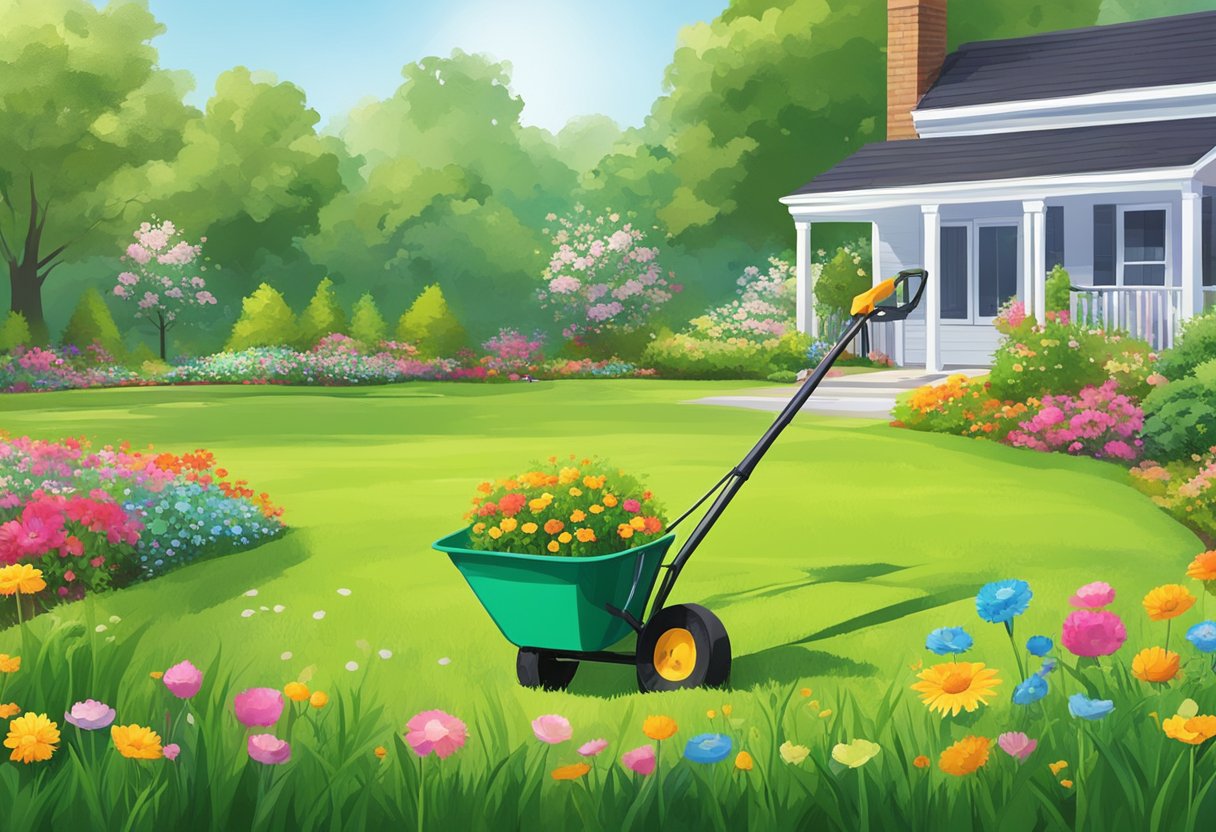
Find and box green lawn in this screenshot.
[0,380,1202,744]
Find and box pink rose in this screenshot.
[1061,609,1126,657]
[247,734,291,765]
[163,743,180,761]
[621,744,656,775]
[404,710,467,759]
[163,660,204,699]
[233,687,284,727]
[531,714,572,744]
[1069,581,1115,609]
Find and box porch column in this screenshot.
[1021,208,1034,318]
[922,204,941,372]
[1181,184,1203,319]
[795,220,817,337]
[1023,200,1047,322]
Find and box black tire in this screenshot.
[516,648,579,691]
[636,604,731,692]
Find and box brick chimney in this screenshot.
[886,0,948,140]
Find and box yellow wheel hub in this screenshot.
[653,628,696,682]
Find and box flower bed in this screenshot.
[0,345,145,393]
[1131,448,1216,544]
[0,433,283,608]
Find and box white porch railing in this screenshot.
[1069,286,1183,351]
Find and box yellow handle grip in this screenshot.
[850,277,898,316]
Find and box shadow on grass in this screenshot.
[787,583,979,646]
[701,562,909,608]
[730,646,880,687]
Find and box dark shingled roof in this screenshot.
[918,11,1216,110]
[787,117,1216,197]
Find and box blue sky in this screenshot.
[134,0,727,132]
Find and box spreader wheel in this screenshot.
[636,603,731,692]
[516,648,579,691]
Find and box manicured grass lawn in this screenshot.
[0,380,1202,744]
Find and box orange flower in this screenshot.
[603,494,618,508]
[1163,714,1216,744]
[543,519,564,535]
[569,509,586,523]
[521,522,538,534]
[643,516,663,534]
[1142,584,1196,621]
[1131,647,1180,683]
[1060,779,1074,789]
[629,516,646,531]
[0,703,19,719]
[912,755,930,769]
[617,525,634,540]
[558,532,573,544]
[1186,551,1216,581]
[643,715,677,740]
[938,736,990,776]
[582,475,605,490]
[589,504,604,514]
[374,746,388,759]
[547,541,560,553]
[551,762,591,780]
[799,687,813,698]
[734,751,754,771]
[575,528,596,543]
[1049,760,1068,775]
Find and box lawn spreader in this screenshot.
[434,268,928,692]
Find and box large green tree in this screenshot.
[0,0,194,339]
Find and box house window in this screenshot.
[1093,205,1116,285]
[940,226,968,320]
[978,225,1019,318]
[1204,196,1214,288]
[939,222,1019,322]
[1045,206,1064,272]
[1119,207,1167,286]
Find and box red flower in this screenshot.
[498,493,527,517]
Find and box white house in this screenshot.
[781,0,1216,370]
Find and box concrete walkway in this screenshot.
[689,367,989,419]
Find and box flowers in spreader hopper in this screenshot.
[1131,647,1180,683]
[998,732,1037,762]
[233,688,285,727]
[248,734,292,765]
[685,734,733,764]
[831,739,880,768]
[938,736,990,776]
[4,712,59,763]
[911,662,1002,716]
[162,660,203,699]
[621,744,656,775]
[405,710,467,759]
[1068,694,1114,721]
[1061,610,1127,657]
[975,580,1032,624]
[64,699,116,730]
[1142,584,1196,621]
[111,724,163,759]
[925,626,973,655]
[532,714,572,745]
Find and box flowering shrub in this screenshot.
[538,205,680,338]
[1131,448,1216,541]
[0,345,143,393]
[112,219,218,359]
[688,258,794,341]
[537,358,656,379]
[644,331,812,380]
[1141,359,1216,463]
[464,456,666,557]
[810,240,870,319]
[1005,381,1145,461]
[893,374,1034,440]
[480,329,545,375]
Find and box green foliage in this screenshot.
[396,284,467,358]
[297,277,348,347]
[813,240,872,316]
[349,293,388,346]
[1045,264,1072,313]
[1156,308,1216,381]
[0,310,31,351]
[1141,360,1216,462]
[1132,447,1216,539]
[61,287,124,355]
[643,331,810,379]
[226,283,299,350]
[766,370,798,383]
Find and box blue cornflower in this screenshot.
[683,733,732,764]
[925,626,974,656]
[975,580,1033,624]
[1068,694,1114,720]
[1012,674,1048,705]
[1025,635,1053,657]
[1186,621,1216,653]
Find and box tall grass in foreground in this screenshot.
[0,614,1213,831]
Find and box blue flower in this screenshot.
[683,733,732,764]
[1068,693,1114,720]
[1012,674,1048,705]
[925,626,974,655]
[975,580,1033,624]
[1038,658,1058,676]
[1025,635,1053,657]
[1186,621,1216,653]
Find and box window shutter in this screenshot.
[940,226,968,320]
[1045,206,1064,272]
[1204,196,1213,288]
[1093,204,1116,285]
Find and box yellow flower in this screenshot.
[575,528,596,543]
[0,703,19,719]
[1060,779,1074,789]
[558,532,572,544]
[547,541,560,553]
[603,494,618,508]
[374,746,387,759]
[831,739,880,768]
[284,682,310,702]
[589,504,604,514]
[582,475,605,490]
[521,522,538,534]
[1142,584,1196,621]
[911,662,1002,717]
[111,724,162,760]
[643,715,677,741]
[1186,550,1216,581]
[1131,647,1180,683]
[818,709,832,718]
[734,751,754,771]
[310,691,328,709]
[472,522,486,534]
[149,671,164,680]
[500,517,518,532]
[551,762,592,780]
[4,712,59,763]
[706,709,716,720]
[779,741,810,765]
[558,467,580,485]
[569,509,586,523]
[488,527,502,540]
[528,497,549,513]
[1163,714,1216,744]
[0,564,46,596]
[0,654,20,673]
[568,488,583,498]
[938,736,990,776]
[1049,760,1068,775]
[617,525,634,540]
[629,516,646,531]
[722,705,732,716]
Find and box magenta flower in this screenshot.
[622,499,641,514]
[405,710,467,759]
[997,731,1037,762]
[64,699,116,730]
[247,734,291,765]
[1069,582,1116,609]
[163,660,204,699]
[531,714,572,745]
[621,744,656,775]
[578,738,609,757]
[163,743,181,761]
[233,687,285,727]
[1061,609,1127,657]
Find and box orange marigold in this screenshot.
[551,763,591,780]
[1142,584,1196,621]
[912,755,930,769]
[1186,551,1216,581]
[1163,714,1216,745]
[938,736,990,776]
[543,519,565,535]
[1131,647,1180,684]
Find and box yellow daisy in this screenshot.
[911,662,1002,717]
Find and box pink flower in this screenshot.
[405,710,467,759]
[1061,609,1127,657]
[163,743,180,761]
[163,660,204,699]
[125,244,151,264]
[64,699,116,730]
[578,738,608,757]
[997,731,1037,762]
[1069,581,1115,609]
[247,734,291,765]
[622,499,641,514]
[621,744,656,775]
[233,687,284,726]
[531,714,572,744]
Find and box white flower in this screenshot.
[241,609,256,618]
[273,605,285,613]
[336,588,351,597]
[377,649,393,660]
[437,657,452,666]
[280,651,293,661]
[95,624,107,633]
[345,661,359,672]
[312,610,326,620]
[245,589,258,597]
[108,615,122,624]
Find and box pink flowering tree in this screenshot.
[689,257,795,341]
[112,220,218,359]
[537,205,680,351]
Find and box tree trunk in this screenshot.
[159,322,167,361]
[7,258,48,343]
